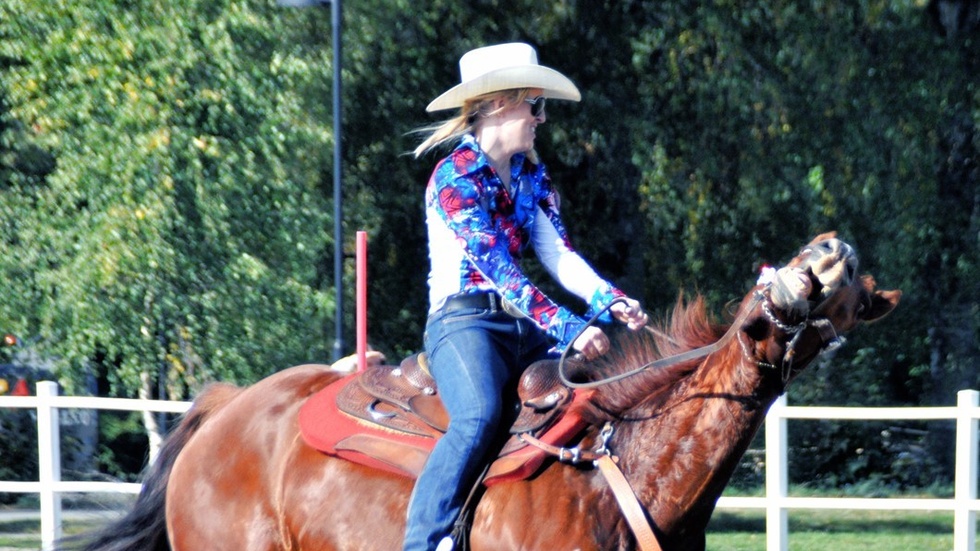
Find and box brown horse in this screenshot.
[64,234,899,551]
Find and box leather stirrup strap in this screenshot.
[518,432,603,463]
[595,455,663,551]
[448,462,490,550]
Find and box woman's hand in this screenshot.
[573,298,647,360]
[609,298,648,330]
[572,326,610,361]
[330,350,386,373]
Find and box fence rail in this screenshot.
[0,383,977,551]
[718,390,979,551]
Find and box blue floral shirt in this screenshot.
[425,135,624,349]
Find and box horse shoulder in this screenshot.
[472,462,622,550]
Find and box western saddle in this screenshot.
[335,353,581,461]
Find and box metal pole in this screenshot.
[331,0,343,363]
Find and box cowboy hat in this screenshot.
[426,42,581,112]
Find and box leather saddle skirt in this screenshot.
[298,354,591,486]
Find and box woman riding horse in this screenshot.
[63,233,899,551]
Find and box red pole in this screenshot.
[356,231,368,372]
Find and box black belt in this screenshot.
[442,292,505,313]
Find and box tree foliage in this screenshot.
[1,0,336,396]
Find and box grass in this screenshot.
[0,519,38,550]
[0,514,121,549]
[706,509,968,551]
[0,508,973,550]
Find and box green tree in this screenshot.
[624,0,977,482]
[0,0,337,407]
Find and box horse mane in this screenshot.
[576,293,728,423]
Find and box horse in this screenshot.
[64,233,900,551]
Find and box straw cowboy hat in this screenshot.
[426,42,581,112]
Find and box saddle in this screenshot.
[298,354,592,486]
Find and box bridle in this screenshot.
[757,298,847,383]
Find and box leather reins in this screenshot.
[558,292,768,389]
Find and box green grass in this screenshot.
[0,509,974,550]
[0,517,115,549]
[706,509,970,550]
[0,519,39,550]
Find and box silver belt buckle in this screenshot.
[500,297,528,319]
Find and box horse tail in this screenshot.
[58,383,244,551]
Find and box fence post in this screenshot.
[766,394,788,551]
[36,381,62,550]
[954,389,978,551]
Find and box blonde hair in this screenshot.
[413,88,539,163]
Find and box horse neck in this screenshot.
[617,341,783,535]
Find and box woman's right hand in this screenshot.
[572,325,610,361]
[609,297,648,330]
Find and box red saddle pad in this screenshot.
[298,372,591,486]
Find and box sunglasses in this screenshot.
[524,96,547,118]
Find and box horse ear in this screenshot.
[862,276,902,323]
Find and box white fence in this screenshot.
[718,389,979,551]
[0,382,191,549]
[0,383,977,551]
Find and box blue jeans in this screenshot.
[402,300,552,550]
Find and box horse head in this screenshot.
[743,231,901,390]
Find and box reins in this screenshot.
[560,277,848,391]
[558,291,768,389]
